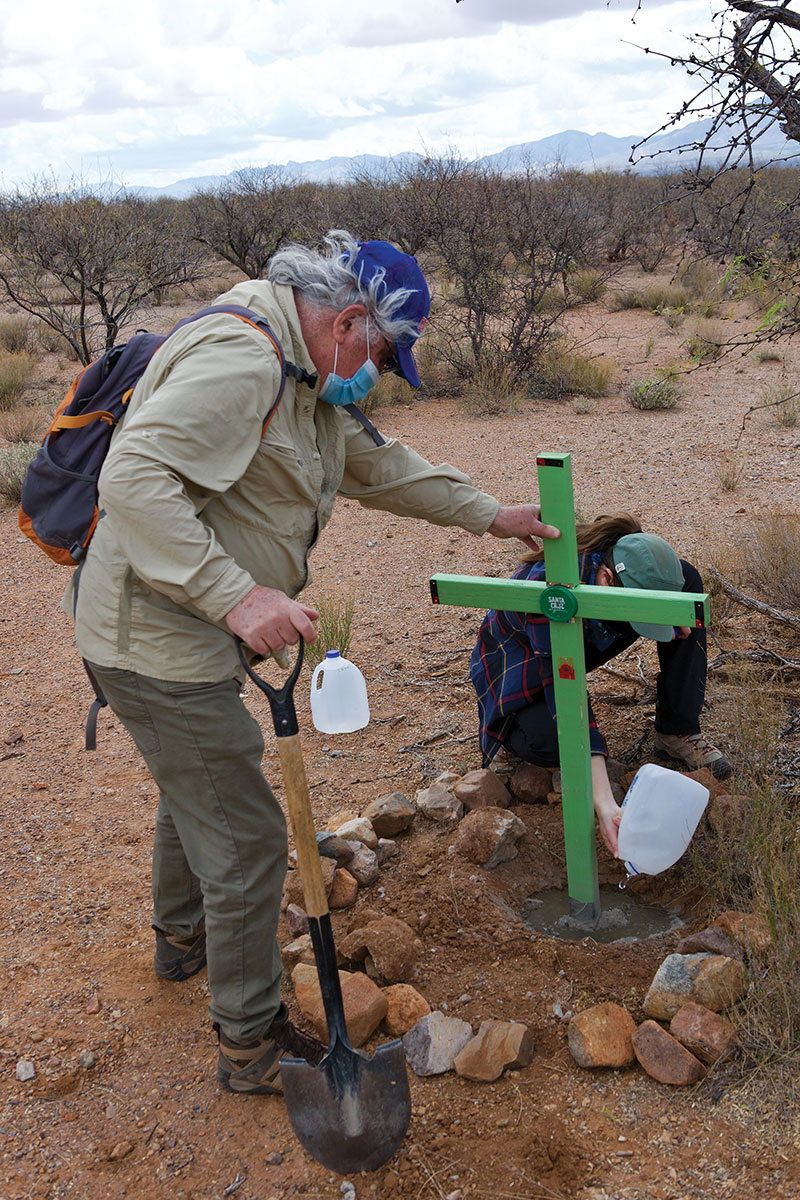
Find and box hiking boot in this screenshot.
[653,732,732,781]
[488,746,524,778]
[153,924,207,982]
[216,1003,326,1095]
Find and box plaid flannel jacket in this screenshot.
[469,556,612,765]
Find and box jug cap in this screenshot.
[326,650,340,658]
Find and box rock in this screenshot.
[362,792,416,837]
[280,934,315,971]
[383,984,431,1036]
[509,762,552,803]
[551,770,562,793]
[669,1002,737,1064]
[416,777,464,823]
[85,994,101,1015]
[286,904,310,938]
[326,809,359,831]
[79,1050,96,1069]
[567,1002,637,1068]
[108,1140,134,1161]
[15,1059,35,1082]
[266,1152,283,1165]
[707,794,748,839]
[632,1020,707,1085]
[676,926,742,960]
[316,832,355,866]
[338,916,422,983]
[347,845,380,887]
[453,769,511,811]
[376,838,399,865]
[282,857,336,910]
[333,817,378,851]
[686,767,729,799]
[451,807,526,869]
[644,953,748,1020]
[546,792,562,806]
[402,1011,474,1076]
[292,963,387,1047]
[328,868,359,909]
[453,1020,534,1082]
[712,910,772,955]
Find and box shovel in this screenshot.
[236,638,411,1175]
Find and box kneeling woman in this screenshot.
[469,514,730,858]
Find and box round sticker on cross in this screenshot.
[540,585,578,622]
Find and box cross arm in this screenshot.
[430,573,708,629]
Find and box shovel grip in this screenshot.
[277,734,330,920]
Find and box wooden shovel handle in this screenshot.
[276,733,329,920]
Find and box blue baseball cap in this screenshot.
[349,240,430,387]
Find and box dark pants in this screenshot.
[505,561,707,767]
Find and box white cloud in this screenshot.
[0,0,716,187]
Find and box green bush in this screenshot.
[304,595,356,670]
[0,442,37,504]
[568,269,606,302]
[625,373,682,410]
[535,345,617,399]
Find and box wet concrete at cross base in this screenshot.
[521,885,684,943]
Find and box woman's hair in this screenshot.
[521,513,643,566]
[266,229,421,345]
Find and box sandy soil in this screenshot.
[2,268,800,1200]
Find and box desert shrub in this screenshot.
[366,372,415,411]
[534,345,617,399]
[415,333,463,399]
[642,283,690,311]
[303,595,355,669]
[676,258,723,302]
[756,378,800,427]
[682,318,727,362]
[570,397,596,415]
[660,306,685,329]
[0,405,46,443]
[608,288,646,311]
[0,314,33,353]
[568,269,606,302]
[753,346,783,364]
[746,511,800,612]
[461,356,522,415]
[625,373,682,410]
[695,538,744,634]
[716,449,744,492]
[0,351,36,410]
[0,442,36,503]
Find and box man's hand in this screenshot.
[487,504,560,551]
[225,585,319,656]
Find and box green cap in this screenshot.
[610,533,684,641]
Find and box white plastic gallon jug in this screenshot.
[310,651,370,734]
[617,762,709,881]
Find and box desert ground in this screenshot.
[2,264,800,1200]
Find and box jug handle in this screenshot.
[235,636,304,738]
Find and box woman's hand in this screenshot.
[591,755,622,858]
[487,504,560,551]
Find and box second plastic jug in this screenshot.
[310,651,370,734]
[617,762,709,880]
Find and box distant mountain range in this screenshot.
[135,118,795,199]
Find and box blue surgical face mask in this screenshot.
[318,317,380,407]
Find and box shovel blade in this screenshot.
[280,1038,411,1174]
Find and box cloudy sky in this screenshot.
[0,0,717,188]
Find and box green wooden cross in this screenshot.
[430,452,709,928]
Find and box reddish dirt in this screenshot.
[2,267,800,1199]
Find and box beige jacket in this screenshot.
[66,282,500,681]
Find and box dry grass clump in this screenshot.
[745,512,800,613]
[0,443,37,504]
[755,378,800,428]
[676,258,723,303]
[568,269,606,303]
[0,314,34,354]
[694,537,744,634]
[625,372,682,411]
[535,345,617,399]
[682,318,727,362]
[608,287,646,311]
[0,405,47,444]
[303,595,355,670]
[461,355,524,415]
[642,283,690,312]
[716,449,745,492]
[0,351,37,411]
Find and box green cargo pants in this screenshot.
[86,662,287,1042]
